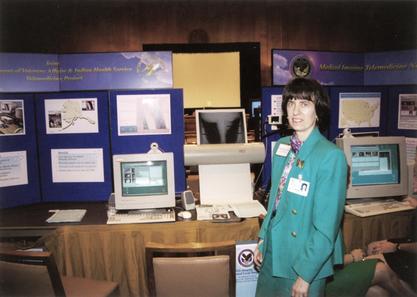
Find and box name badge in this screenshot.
[287,177,310,197]
[276,144,291,156]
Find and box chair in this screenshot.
[145,240,236,297]
[0,249,119,297]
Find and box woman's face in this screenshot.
[286,98,317,141]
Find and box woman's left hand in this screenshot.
[292,277,309,297]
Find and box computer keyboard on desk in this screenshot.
[345,199,415,217]
[107,208,175,224]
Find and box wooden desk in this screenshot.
[1,203,415,296]
[43,218,260,297]
[0,202,108,239]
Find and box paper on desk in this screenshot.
[231,201,267,218]
[196,205,233,221]
[46,209,87,223]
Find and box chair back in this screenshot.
[145,240,236,297]
[0,249,66,297]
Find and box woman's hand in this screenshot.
[367,240,397,255]
[292,276,309,297]
[350,248,365,262]
[254,239,264,269]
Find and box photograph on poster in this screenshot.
[398,94,417,130]
[0,150,28,188]
[0,100,25,136]
[51,148,104,183]
[338,92,381,128]
[45,98,99,134]
[116,94,171,136]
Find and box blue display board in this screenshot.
[328,86,389,140]
[35,91,112,202]
[387,85,417,137]
[0,93,41,208]
[109,89,186,193]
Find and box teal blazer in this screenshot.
[258,128,347,283]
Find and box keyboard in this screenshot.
[107,208,175,224]
[345,199,415,217]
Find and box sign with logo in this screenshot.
[272,49,417,86]
[236,240,258,297]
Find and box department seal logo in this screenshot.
[238,249,254,268]
[291,56,312,78]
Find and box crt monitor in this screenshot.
[336,136,408,200]
[112,152,175,210]
[196,108,247,144]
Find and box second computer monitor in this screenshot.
[196,108,247,144]
[336,136,408,199]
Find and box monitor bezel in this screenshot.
[336,136,408,199]
[112,152,175,210]
[195,108,248,145]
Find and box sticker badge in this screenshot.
[276,144,291,156]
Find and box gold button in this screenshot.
[291,231,297,237]
[291,209,297,215]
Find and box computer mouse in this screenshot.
[178,211,192,220]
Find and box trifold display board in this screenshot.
[0,93,41,208]
[35,91,112,202]
[109,89,186,193]
[261,86,394,187]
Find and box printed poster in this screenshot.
[51,148,104,183]
[338,92,381,128]
[398,94,417,130]
[116,94,171,136]
[45,98,99,134]
[0,99,25,136]
[0,150,28,187]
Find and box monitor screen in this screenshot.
[113,152,175,210]
[336,136,408,199]
[196,108,247,144]
[251,100,261,117]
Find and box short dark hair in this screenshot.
[282,77,330,132]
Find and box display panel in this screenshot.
[336,136,408,199]
[196,109,247,145]
[121,160,168,196]
[113,152,175,210]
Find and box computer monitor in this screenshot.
[196,108,247,144]
[251,100,261,117]
[112,152,175,210]
[336,136,408,200]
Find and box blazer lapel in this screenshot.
[271,128,323,225]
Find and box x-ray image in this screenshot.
[197,109,247,144]
[117,94,171,136]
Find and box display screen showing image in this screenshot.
[121,160,168,196]
[197,109,247,144]
[351,144,400,186]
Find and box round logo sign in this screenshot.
[238,249,254,268]
[291,56,312,78]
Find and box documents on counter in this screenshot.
[196,200,266,221]
[46,209,87,223]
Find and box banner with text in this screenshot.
[0,53,60,92]
[0,52,173,92]
[272,49,417,86]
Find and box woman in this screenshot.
[255,78,347,297]
[326,247,417,297]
